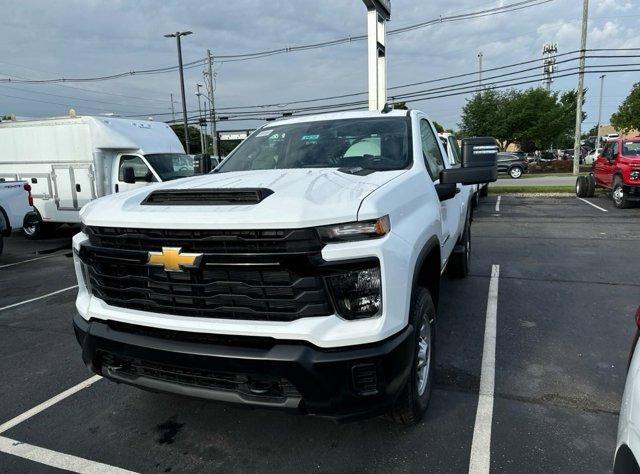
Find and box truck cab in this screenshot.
[593,136,640,208]
[72,109,496,424]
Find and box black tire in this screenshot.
[576,176,588,197]
[479,185,488,198]
[508,166,523,179]
[447,217,471,278]
[387,287,436,425]
[0,235,3,256]
[22,209,51,240]
[586,174,596,197]
[612,176,631,209]
[472,191,479,209]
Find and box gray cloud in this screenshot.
[0,0,638,131]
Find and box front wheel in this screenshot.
[509,166,523,179]
[612,177,630,209]
[576,176,588,197]
[586,174,596,197]
[387,287,436,425]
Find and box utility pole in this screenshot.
[170,93,176,123]
[206,49,219,156]
[596,74,605,149]
[477,52,483,90]
[362,0,390,111]
[572,0,589,175]
[196,84,205,153]
[164,31,193,154]
[542,42,558,92]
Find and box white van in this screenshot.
[0,115,190,238]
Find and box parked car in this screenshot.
[0,114,188,239]
[584,148,602,166]
[576,136,640,208]
[72,110,498,424]
[497,152,529,178]
[0,180,36,256]
[614,306,640,473]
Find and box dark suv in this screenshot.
[497,152,529,179]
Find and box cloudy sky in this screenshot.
[1,0,638,132]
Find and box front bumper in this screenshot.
[623,184,640,201]
[73,314,414,420]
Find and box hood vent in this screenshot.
[142,188,274,206]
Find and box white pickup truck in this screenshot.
[0,180,36,255]
[72,110,497,423]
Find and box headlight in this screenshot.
[631,170,640,180]
[327,266,381,319]
[317,216,390,243]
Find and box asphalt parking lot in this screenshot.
[1,195,639,473]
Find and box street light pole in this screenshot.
[572,0,589,175]
[597,74,605,149]
[196,84,205,153]
[164,31,193,154]
[206,49,219,157]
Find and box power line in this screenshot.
[0,0,554,84]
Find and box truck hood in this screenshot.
[81,168,406,229]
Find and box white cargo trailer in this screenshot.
[0,115,190,238]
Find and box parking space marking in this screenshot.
[0,253,65,269]
[0,375,101,435]
[0,285,78,313]
[0,436,136,473]
[495,196,501,213]
[469,264,500,474]
[577,197,608,213]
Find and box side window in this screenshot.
[612,141,619,157]
[420,120,445,180]
[603,143,612,159]
[118,155,154,181]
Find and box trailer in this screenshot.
[0,115,188,238]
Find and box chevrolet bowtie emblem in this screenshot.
[147,247,203,272]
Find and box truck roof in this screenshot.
[259,109,411,128]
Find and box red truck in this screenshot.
[576,136,640,208]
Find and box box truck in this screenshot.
[0,114,189,238]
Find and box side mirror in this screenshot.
[122,166,136,184]
[434,183,459,201]
[440,137,498,185]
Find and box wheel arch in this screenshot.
[412,236,441,311]
[0,205,10,236]
[613,444,640,474]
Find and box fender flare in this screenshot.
[0,205,10,236]
[411,235,441,310]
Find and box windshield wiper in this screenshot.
[337,166,377,176]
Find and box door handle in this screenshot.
[115,184,119,193]
[76,184,81,192]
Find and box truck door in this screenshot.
[113,154,158,193]
[72,164,96,208]
[420,119,458,263]
[595,142,615,187]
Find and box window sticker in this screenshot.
[256,129,273,137]
[301,134,320,141]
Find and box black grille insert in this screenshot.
[81,226,333,321]
[101,352,300,402]
[142,188,274,205]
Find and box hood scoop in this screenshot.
[142,188,274,206]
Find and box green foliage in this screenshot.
[611,82,640,134]
[170,124,205,154]
[458,87,585,150]
[393,101,408,110]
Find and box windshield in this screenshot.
[144,154,194,181]
[217,117,410,173]
[623,141,640,156]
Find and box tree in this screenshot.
[393,101,408,110]
[611,82,640,134]
[459,87,584,150]
[170,124,205,154]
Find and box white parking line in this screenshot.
[0,375,102,434]
[0,285,78,313]
[0,253,64,269]
[469,264,500,474]
[577,197,608,212]
[495,196,501,213]
[0,436,136,473]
